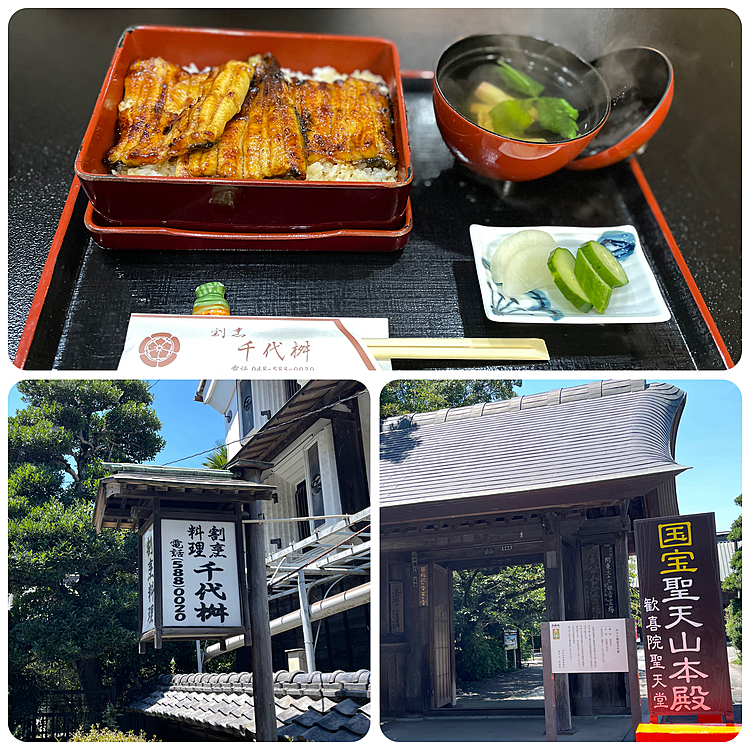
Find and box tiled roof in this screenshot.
[128,670,370,742]
[380,380,689,518]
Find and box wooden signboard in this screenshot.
[138,508,250,650]
[634,513,733,722]
[418,564,429,607]
[389,581,404,634]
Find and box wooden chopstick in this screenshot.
[362,338,549,361]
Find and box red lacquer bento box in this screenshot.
[83,197,413,252]
[74,25,412,233]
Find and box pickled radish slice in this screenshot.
[490,230,557,284]
[502,243,556,297]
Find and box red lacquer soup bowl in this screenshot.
[433,34,611,182]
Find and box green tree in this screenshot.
[453,566,545,681]
[723,494,741,660]
[202,440,228,469]
[7,381,176,730]
[629,557,641,627]
[380,379,521,418]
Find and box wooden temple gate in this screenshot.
[379,380,689,727]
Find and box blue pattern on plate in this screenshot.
[596,231,636,260]
[482,257,565,320]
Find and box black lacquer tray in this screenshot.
[15,77,730,371]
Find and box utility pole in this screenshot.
[298,570,316,672]
[241,461,277,742]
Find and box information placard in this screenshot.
[548,618,629,673]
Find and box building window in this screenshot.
[305,442,326,529]
[239,381,254,438]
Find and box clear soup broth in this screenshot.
[438,39,608,145]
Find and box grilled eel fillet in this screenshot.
[292,76,398,169]
[176,54,307,179]
[105,57,254,168]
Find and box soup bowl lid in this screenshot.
[569,46,674,170]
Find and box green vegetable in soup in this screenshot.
[490,99,534,138]
[535,97,580,140]
[496,61,545,97]
[471,62,581,141]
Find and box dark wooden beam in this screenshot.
[414,539,541,564]
[443,553,544,571]
[563,535,592,716]
[542,513,572,732]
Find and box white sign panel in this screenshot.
[119,314,388,374]
[548,619,629,673]
[141,525,155,634]
[160,519,242,628]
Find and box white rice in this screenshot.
[116,162,177,177]
[306,160,397,182]
[282,65,390,95]
[114,65,397,182]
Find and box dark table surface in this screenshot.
[7,8,742,368]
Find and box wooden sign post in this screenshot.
[96,465,278,742]
[634,513,734,725]
[541,618,642,741]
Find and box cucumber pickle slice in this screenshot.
[547,247,593,313]
[574,251,613,314]
[578,240,629,288]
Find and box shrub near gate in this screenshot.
[69,725,159,742]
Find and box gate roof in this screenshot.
[380,380,688,524]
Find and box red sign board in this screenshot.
[634,513,733,720]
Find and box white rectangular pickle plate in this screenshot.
[470,224,671,324]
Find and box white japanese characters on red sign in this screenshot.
[119,314,387,374]
[548,619,629,673]
[160,519,242,629]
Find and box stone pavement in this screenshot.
[381,714,636,742]
[456,659,545,707]
[381,647,742,742]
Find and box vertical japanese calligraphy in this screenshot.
[389,582,404,634]
[159,519,242,629]
[418,565,429,607]
[634,513,733,718]
[140,525,155,634]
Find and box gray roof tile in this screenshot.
[128,671,370,741]
[380,380,688,516]
[329,698,361,716]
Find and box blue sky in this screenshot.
[514,378,742,530]
[147,380,227,466]
[8,380,227,469]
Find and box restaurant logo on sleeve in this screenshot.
[138,332,181,367]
